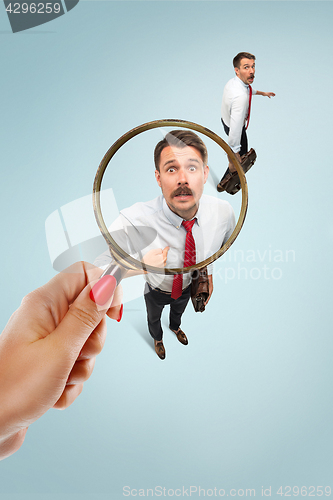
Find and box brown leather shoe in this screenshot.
[154,340,166,360]
[171,328,188,345]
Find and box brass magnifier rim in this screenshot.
[93,119,248,275]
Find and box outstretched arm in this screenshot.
[255,91,276,98]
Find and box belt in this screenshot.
[147,283,191,295]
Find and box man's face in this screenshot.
[155,145,209,220]
[235,58,255,85]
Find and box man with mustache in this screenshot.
[96,130,235,359]
[217,52,275,193]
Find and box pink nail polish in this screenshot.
[90,275,116,306]
[117,304,123,322]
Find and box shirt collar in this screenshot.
[162,196,200,229]
[195,201,202,227]
[235,75,249,89]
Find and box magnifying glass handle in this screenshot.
[90,263,127,306]
[99,263,128,284]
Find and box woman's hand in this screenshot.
[0,262,122,460]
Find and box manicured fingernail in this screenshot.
[117,304,123,322]
[90,275,117,306]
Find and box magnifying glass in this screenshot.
[91,119,248,299]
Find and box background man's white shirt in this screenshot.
[221,76,257,153]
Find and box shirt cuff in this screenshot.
[230,144,241,154]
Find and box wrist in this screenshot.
[0,394,26,456]
[0,428,27,461]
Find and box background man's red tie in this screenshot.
[171,219,196,300]
[245,84,252,130]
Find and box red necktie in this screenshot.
[245,84,252,130]
[171,219,196,300]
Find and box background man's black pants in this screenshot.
[221,119,248,157]
[144,283,191,341]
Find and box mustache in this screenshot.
[171,186,193,198]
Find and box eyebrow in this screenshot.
[163,157,201,168]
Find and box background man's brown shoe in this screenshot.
[154,340,166,360]
[171,328,188,345]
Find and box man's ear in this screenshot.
[234,67,239,77]
[203,165,209,184]
[155,170,161,187]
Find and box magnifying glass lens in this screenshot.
[93,120,248,278]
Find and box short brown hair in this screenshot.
[233,52,256,69]
[154,130,208,172]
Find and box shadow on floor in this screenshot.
[126,309,154,352]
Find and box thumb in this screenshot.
[48,275,117,362]
[162,246,170,259]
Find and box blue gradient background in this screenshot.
[1,1,333,499]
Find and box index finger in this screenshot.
[21,263,104,332]
[39,262,102,308]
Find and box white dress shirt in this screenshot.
[221,76,257,153]
[95,194,235,292]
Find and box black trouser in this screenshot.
[221,119,248,157]
[144,283,191,341]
